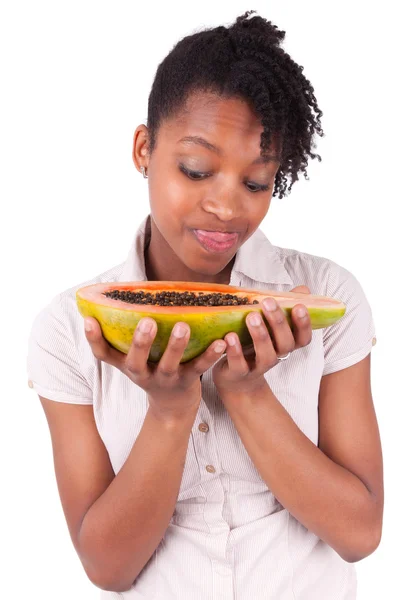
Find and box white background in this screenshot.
[1,1,398,598]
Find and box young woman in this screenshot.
[27,11,383,599]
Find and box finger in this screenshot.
[84,317,126,370]
[224,332,251,377]
[245,310,277,370]
[156,321,191,380]
[261,298,295,357]
[291,303,313,349]
[125,317,157,378]
[185,338,227,378]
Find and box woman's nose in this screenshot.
[203,201,235,220]
[201,181,241,219]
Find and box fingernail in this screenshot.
[84,319,92,332]
[263,298,277,311]
[296,306,307,318]
[214,341,226,352]
[138,319,153,333]
[226,334,236,346]
[249,312,262,326]
[173,323,187,338]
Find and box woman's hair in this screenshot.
[146,10,324,199]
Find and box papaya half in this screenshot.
[76,281,346,363]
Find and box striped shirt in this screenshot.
[27,213,377,599]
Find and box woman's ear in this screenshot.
[132,124,149,173]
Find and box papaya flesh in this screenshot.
[76,280,346,363]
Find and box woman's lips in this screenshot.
[192,229,239,253]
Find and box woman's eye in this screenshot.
[179,165,209,180]
[179,164,269,192]
[246,182,270,193]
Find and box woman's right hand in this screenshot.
[84,316,227,422]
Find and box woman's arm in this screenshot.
[39,395,198,593]
[219,353,384,562]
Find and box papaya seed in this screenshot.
[104,289,259,307]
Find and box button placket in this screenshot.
[199,424,215,473]
[194,396,219,477]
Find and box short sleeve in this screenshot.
[27,294,93,404]
[322,262,377,376]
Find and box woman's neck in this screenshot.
[144,240,233,285]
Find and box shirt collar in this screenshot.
[119,213,293,287]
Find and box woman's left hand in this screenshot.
[212,286,312,397]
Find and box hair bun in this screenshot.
[230,10,285,48]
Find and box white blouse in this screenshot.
[27,213,377,599]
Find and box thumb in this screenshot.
[290,285,311,294]
[84,317,100,335]
[83,316,122,367]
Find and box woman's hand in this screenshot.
[83,316,227,422]
[212,286,312,398]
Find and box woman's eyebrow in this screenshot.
[178,135,280,164]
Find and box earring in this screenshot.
[140,166,148,179]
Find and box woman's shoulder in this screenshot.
[274,244,377,371]
[27,261,127,403]
[30,261,126,353]
[273,244,358,296]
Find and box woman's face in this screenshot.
[132,92,281,284]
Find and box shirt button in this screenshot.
[372,336,377,346]
[206,465,216,473]
[198,423,209,433]
[28,380,33,388]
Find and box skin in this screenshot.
[132,92,283,286]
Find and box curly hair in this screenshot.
[146,10,324,199]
